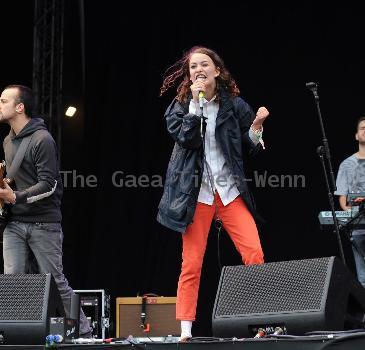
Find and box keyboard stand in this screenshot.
[340,206,365,261]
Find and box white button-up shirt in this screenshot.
[189,97,260,206]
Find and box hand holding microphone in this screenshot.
[191,78,206,109]
[191,77,206,137]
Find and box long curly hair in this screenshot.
[160,46,240,102]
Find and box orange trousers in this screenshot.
[176,193,264,321]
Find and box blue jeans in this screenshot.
[2,221,92,336]
[351,231,365,288]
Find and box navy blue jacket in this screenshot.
[157,89,261,233]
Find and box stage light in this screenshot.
[65,106,77,117]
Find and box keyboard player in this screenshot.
[335,116,365,288]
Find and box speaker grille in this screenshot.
[0,274,47,320]
[215,258,330,316]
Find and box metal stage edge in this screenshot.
[2,333,365,350]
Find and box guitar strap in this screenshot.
[0,131,41,242]
[5,130,40,180]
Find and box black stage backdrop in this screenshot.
[1,1,365,336]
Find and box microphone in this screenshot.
[306,82,317,90]
[196,76,205,110]
[198,90,205,109]
[306,81,319,99]
[196,77,205,137]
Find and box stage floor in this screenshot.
[1,332,365,350]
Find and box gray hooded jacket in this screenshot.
[3,117,63,222]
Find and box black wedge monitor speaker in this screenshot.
[0,273,65,344]
[212,257,365,337]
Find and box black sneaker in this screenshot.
[79,331,93,339]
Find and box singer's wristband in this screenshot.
[251,124,263,134]
[250,125,265,149]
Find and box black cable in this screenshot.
[124,338,150,350]
[305,329,365,336]
[187,336,232,342]
[215,219,223,272]
[140,295,147,330]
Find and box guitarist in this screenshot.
[0,85,92,338]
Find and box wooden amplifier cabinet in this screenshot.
[116,296,180,337]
